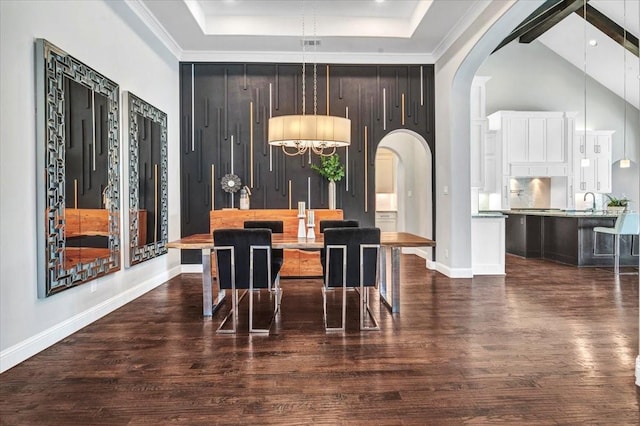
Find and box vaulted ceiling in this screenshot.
[127,0,639,108]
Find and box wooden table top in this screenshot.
[167,232,435,250]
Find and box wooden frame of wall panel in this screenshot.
[209,209,343,277]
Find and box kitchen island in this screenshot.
[502,209,639,267]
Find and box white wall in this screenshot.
[0,0,181,372]
[477,40,639,203]
[377,131,433,259]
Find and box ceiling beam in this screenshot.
[492,0,586,54]
[575,4,639,57]
[518,0,587,44]
[493,0,562,53]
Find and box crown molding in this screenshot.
[432,0,493,61]
[125,0,438,65]
[179,50,435,64]
[124,0,183,59]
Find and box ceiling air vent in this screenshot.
[302,39,321,47]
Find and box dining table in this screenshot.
[167,232,435,317]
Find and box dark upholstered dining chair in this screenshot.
[244,220,284,307]
[319,219,359,233]
[213,228,281,334]
[244,220,284,269]
[323,227,381,332]
[319,220,359,276]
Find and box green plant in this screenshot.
[605,195,629,207]
[311,154,345,182]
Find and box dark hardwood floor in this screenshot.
[1,255,639,424]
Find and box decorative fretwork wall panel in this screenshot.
[36,39,120,296]
[179,63,435,264]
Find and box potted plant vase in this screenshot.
[311,154,345,210]
[605,195,629,214]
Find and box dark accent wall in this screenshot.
[137,118,162,245]
[179,63,435,264]
[64,78,109,209]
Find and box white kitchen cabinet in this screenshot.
[489,111,568,165]
[506,117,529,163]
[483,130,499,192]
[487,111,575,209]
[509,164,568,177]
[545,117,565,162]
[375,211,397,232]
[375,149,395,193]
[472,215,506,275]
[470,77,491,189]
[501,176,510,210]
[470,119,487,188]
[470,76,491,120]
[574,131,613,193]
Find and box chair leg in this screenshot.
[324,285,346,332]
[248,246,273,334]
[360,285,380,331]
[273,273,282,313]
[249,289,271,334]
[324,244,347,332]
[322,285,327,328]
[217,289,245,334]
[359,244,381,331]
[614,234,620,275]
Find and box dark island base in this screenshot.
[506,213,639,267]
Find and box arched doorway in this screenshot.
[376,130,433,261]
[434,1,542,277]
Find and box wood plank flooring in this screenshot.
[1,255,639,424]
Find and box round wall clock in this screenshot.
[221,174,241,193]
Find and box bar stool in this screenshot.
[593,213,639,275]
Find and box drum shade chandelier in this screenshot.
[267,2,351,157]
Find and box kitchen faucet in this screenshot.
[584,192,596,211]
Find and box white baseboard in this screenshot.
[401,249,471,278]
[472,265,506,276]
[0,265,182,373]
[434,262,473,278]
[402,247,432,259]
[181,264,203,273]
[636,356,640,387]
[426,259,437,270]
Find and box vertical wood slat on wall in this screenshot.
[179,63,435,264]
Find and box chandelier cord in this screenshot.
[623,0,627,159]
[583,0,587,162]
[313,0,317,116]
[268,0,351,157]
[301,0,306,116]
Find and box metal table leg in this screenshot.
[391,246,401,313]
[379,246,400,313]
[379,246,390,311]
[201,248,225,317]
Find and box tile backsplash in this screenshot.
[509,177,551,208]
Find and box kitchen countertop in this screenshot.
[487,209,622,218]
[472,212,507,218]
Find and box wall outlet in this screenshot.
[443,185,449,195]
[444,249,449,258]
[90,282,97,293]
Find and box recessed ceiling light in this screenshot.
[375,0,385,3]
[588,39,598,47]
